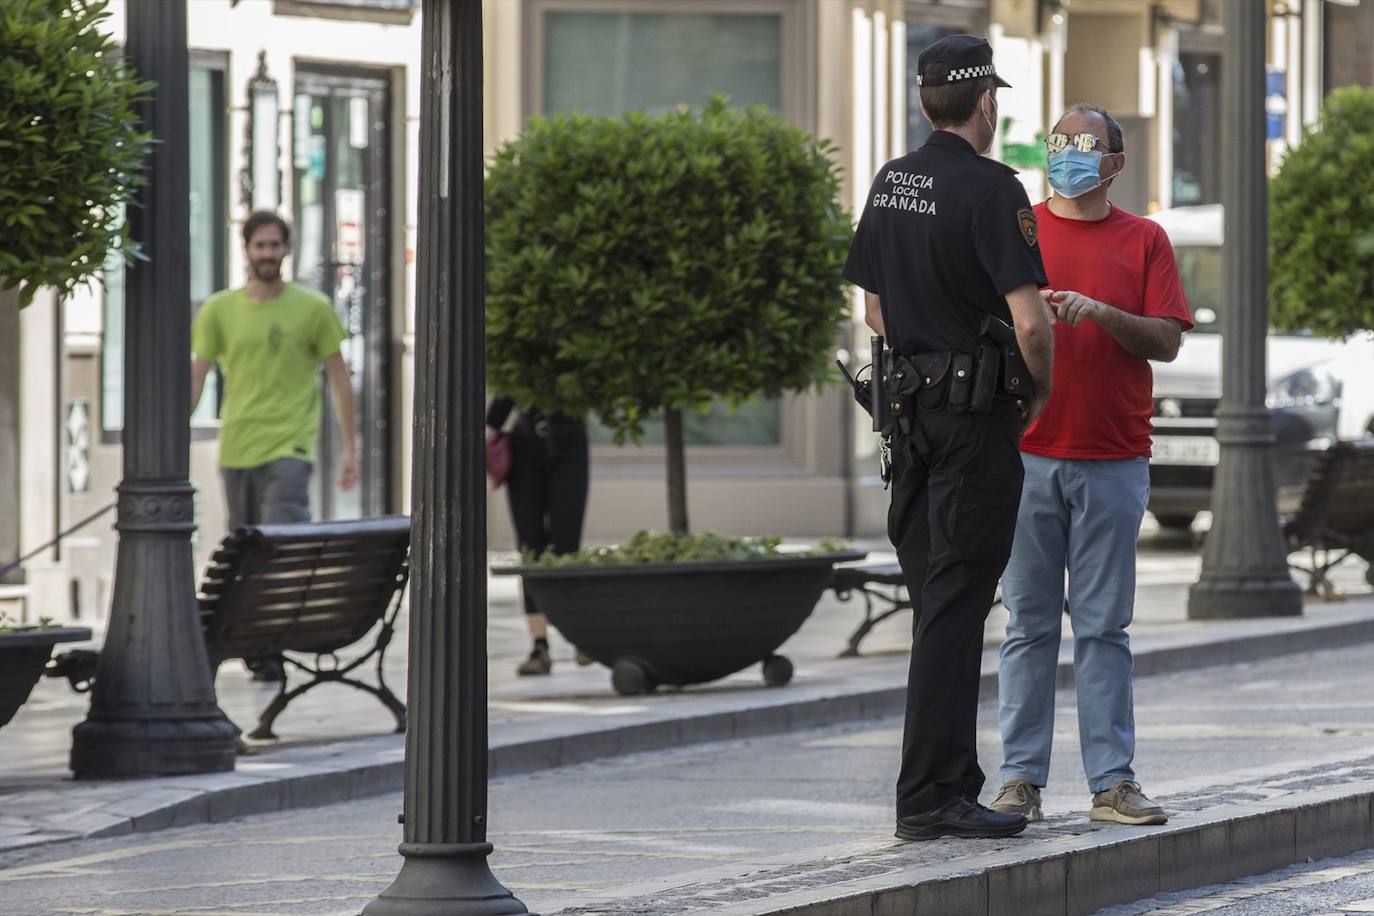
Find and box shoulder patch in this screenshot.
[1018,208,1038,247]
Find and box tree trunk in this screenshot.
[664,407,689,535]
[0,284,22,585]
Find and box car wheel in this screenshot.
[1153,513,1196,531]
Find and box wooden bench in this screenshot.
[199,515,411,740]
[1284,440,1374,598]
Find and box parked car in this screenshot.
[1146,204,1374,530]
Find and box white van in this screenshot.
[1145,204,1374,530]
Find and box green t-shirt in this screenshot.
[191,284,348,469]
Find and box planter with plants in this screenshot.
[486,99,860,695]
[0,614,92,729]
[496,533,864,695]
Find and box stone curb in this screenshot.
[9,610,1374,855]
[699,779,1374,916]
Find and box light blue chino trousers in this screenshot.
[997,453,1149,793]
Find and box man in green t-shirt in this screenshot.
[192,211,356,569]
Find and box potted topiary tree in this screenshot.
[486,99,863,695]
[1270,86,1374,339]
[1269,86,1374,587]
[0,0,152,308]
[0,0,143,721]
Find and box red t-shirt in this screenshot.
[1020,203,1194,460]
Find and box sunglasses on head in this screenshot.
[1045,132,1119,155]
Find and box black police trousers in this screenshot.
[889,398,1024,817]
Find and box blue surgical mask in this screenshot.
[1048,148,1109,199]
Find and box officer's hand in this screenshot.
[1020,392,1050,433]
[1050,290,1105,326]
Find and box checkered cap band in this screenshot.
[917,63,995,86]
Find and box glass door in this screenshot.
[293,68,391,520]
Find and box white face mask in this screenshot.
[980,94,998,154]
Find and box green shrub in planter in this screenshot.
[525,530,851,567]
[1270,87,1374,337]
[0,0,152,307]
[485,97,852,534]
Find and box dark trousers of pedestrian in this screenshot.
[889,400,1024,817]
[506,417,589,616]
[221,457,313,681]
[221,457,313,531]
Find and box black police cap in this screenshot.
[916,34,1011,89]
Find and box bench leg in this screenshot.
[249,677,311,741]
[840,587,912,658]
[332,675,407,734]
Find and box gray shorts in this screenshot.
[221,458,312,531]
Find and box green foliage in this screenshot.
[524,531,851,567]
[485,97,853,442]
[1270,87,1374,337]
[0,611,54,633]
[0,0,152,307]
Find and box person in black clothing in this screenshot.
[843,34,1055,841]
[486,397,590,675]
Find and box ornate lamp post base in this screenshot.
[71,480,237,779]
[1187,412,1304,621]
[364,844,531,916]
[71,718,237,780]
[1187,576,1303,620]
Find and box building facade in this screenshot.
[3,0,1365,627]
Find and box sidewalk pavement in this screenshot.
[7,635,1374,915]
[0,525,1371,860]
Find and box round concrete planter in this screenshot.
[0,627,92,728]
[495,551,866,695]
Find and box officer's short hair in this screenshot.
[1056,104,1124,153]
[242,211,292,247]
[920,75,996,130]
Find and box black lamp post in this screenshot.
[1187,0,1303,620]
[364,1,529,913]
[70,0,238,779]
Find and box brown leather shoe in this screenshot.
[516,645,552,676]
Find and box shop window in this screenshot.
[1172,50,1222,207]
[103,55,227,434]
[539,5,786,447]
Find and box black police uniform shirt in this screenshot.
[843,131,1048,357]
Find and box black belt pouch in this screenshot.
[913,352,952,412]
[970,344,1000,414]
[946,352,973,414]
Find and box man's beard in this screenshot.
[252,260,282,282]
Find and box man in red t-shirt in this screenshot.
[989,105,1193,827]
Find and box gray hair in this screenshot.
[1056,103,1123,153]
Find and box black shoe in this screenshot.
[245,656,285,683]
[895,798,1028,841]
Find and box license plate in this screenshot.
[1151,436,1220,466]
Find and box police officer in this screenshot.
[843,34,1055,841]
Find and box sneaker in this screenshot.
[990,779,1043,822]
[516,645,552,676]
[1090,779,1168,825]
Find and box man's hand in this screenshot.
[338,448,358,491]
[1049,290,1107,326]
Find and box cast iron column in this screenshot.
[70,0,238,777]
[364,1,529,913]
[1187,0,1302,619]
